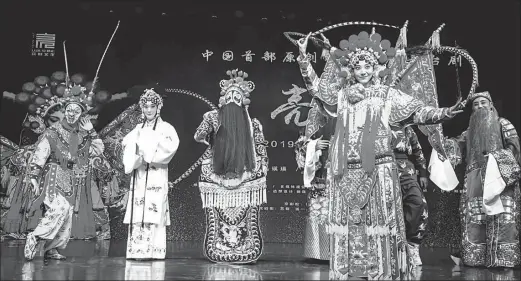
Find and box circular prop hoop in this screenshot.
[434,46,479,107]
[389,45,479,106]
[164,88,218,188]
[284,21,400,48]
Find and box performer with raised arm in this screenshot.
[122,88,179,260]
[23,85,106,261]
[441,91,520,268]
[293,34,337,262]
[295,29,463,279]
[194,69,269,264]
[2,74,117,241]
[391,126,429,266]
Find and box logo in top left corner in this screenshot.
[31,33,56,57]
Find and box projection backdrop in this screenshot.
[1,2,519,247]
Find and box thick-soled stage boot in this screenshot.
[44,248,66,260]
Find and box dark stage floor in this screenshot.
[1,240,519,280]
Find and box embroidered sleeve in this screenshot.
[294,135,309,170]
[407,127,428,177]
[483,118,521,185]
[194,111,217,144]
[489,149,521,186]
[91,155,114,186]
[145,122,180,165]
[295,102,328,172]
[305,99,331,138]
[389,88,451,126]
[252,119,269,177]
[443,131,467,167]
[297,54,320,97]
[28,134,51,180]
[316,48,345,106]
[500,118,520,166]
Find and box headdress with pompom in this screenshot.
[139,88,163,117]
[219,69,255,107]
[332,30,397,80]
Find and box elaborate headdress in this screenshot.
[3,71,123,135]
[2,21,124,135]
[139,88,163,117]
[219,69,255,107]
[332,30,397,80]
[284,21,407,85]
[467,91,491,102]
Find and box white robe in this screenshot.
[121,118,179,259]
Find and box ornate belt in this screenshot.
[344,155,394,170]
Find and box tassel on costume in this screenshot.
[399,21,408,48]
[429,23,445,49]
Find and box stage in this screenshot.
[1,240,519,280]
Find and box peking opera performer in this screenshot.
[23,84,107,261]
[294,29,464,279]
[441,91,521,268]
[122,88,180,260]
[194,69,269,264]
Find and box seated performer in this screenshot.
[194,69,269,264]
[441,91,520,268]
[391,126,429,266]
[24,85,105,260]
[122,88,179,260]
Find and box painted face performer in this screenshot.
[122,88,179,260]
[296,29,464,279]
[440,91,520,268]
[2,77,120,242]
[194,69,269,264]
[23,84,106,261]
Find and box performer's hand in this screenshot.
[446,97,465,118]
[319,33,331,48]
[30,179,39,195]
[419,177,429,191]
[315,136,330,151]
[111,192,128,212]
[80,116,94,131]
[297,32,312,55]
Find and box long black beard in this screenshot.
[467,106,503,164]
[213,104,255,177]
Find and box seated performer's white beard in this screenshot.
[467,106,503,163]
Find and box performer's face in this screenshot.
[468,103,502,162]
[224,89,243,107]
[353,61,374,85]
[64,104,82,124]
[46,108,64,126]
[472,97,491,112]
[142,102,158,121]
